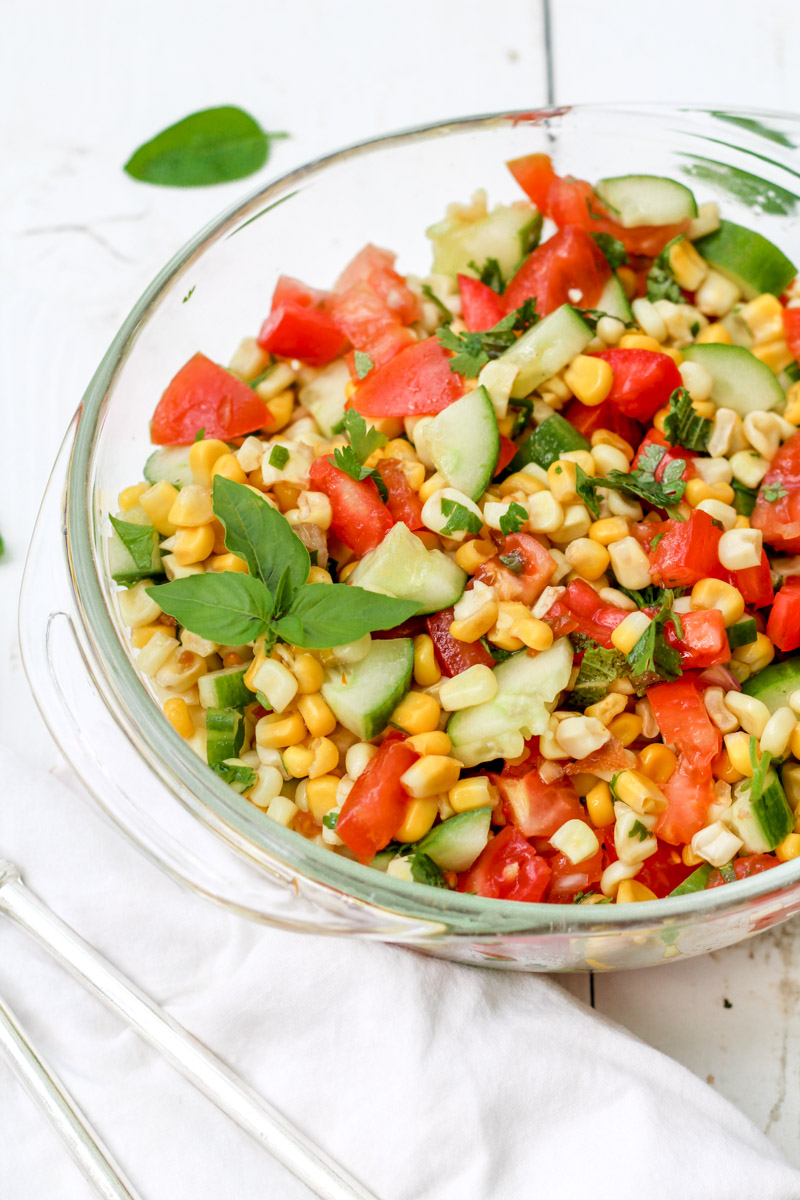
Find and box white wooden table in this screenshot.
[3,0,800,1169]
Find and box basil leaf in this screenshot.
[146,572,273,644]
[212,477,309,593]
[109,516,160,573]
[273,584,419,649]
[124,106,286,187]
[272,564,294,618]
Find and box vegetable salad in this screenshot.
[110,152,800,905]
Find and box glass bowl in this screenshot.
[20,103,800,970]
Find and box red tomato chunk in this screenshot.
[308,457,393,557]
[337,737,419,863]
[150,353,269,445]
[347,338,464,418]
[458,828,551,902]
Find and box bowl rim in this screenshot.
[64,102,800,936]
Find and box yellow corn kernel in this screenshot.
[189,438,229,487]
[784,381,800,426]
[400,755,462,799]
[690,577,745,627]
[617,266,637,299]
[652,407,669,434]
[307,566,333,585]
[723,730,756,778]
[608,713,643,747]
[140,481,180,536]
[395,798,439,843]
[547,460,578,504]
[307,736,339,779]
[776,833,800,862]
[590,429,635,460]
[497,414,516,437]
[498,471,546,497]
[618,333,662,353]
[740,293,785,344]
[660,346,684,366]
[172,524,215,566]
[450,601,499,644]
[564,537,610,582]
[210,453,248,485]
[617,879,658,904]
[256,711,307,749]
[167,484,213,527]
[611,610,652,655]
[449,775,498,814]
[419,472,448,503]
[455,538,495,573]
[790,724,800,761]
[589,516,629,546]
[296,693,337,738]
[614,769,667,815]
[685,478,735,507]
[293,653,325,694]
[206,552,249,573]
[119,483,149,511]
[283,744,315,778]
[695,322,732,345]
[264,389,295,431]
[751,339,794,373]
[585,693,627,726]
[131,624,162,649]
[638,743,677,785]
[712,747,744,784]
[305,775,340,822]
[668,237,708,291]
[563,354,614,407]
[163,696,194,739]
[586,781,614,827]
[391,691,441,736]
[682,844,705,866]
[693,400,716,419]
[407,731,452,757]
[413,635,441,687]
[509,617,554,652]
[732,632,774,674]
[272,481,303,513]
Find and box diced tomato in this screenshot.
[546,848,604,903]
[783,306,800,364]
[376,458,425,531]
[457,274,505,332]
[635,841,694,898]
[494,769,583,838]
[655,758,715,846]
[270,274,332,311]
[503,226,610,317]
[646,677,721,771]
[426,608,495,677]
[650,510,723,588]
[716,551,774,609]
[257,303,349,367]
[707,854,779,887]
[347,338,464,418]
[752,430,800,553]
[767,576,800,652]
[632,426,696,481]
[337,736,419,863]
[562,397,642,449]
[506,153,556,212]
[544,579,628,649]
[665,609,729,670]
[458,827,551,902]
[334,244,420,326]
[330,285,415,371]
[150,353,269,445]
[308,457,393,557]
[495,435,517,477]
[594,349,683,422]
[472,532,557,605]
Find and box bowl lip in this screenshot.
[63,102,800,935]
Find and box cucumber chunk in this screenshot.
[681,343,785,417]
[417,807,492,872]
[499,304,594,399]
[427,203,542,280]
[144,446,194,489]
[594,175,698,228]
[198,665,253,710]
[427,385,499,500]
[510,412,590,473]
[108,516,163,585]
[298,359,349,437]
[669,862,713,895]
[728,770,793,852]
[743,659,800,714]
[205,708,245,765]
[349,522,466,615]
[694,219,797,299]
[447,638,573,767]
[321,637,413,741]
[727,618,758,650]
[595,273,634,324]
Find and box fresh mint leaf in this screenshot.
[146,572,274,644]
[591,233,628,269]
[211,761,258,793]
[124,106,286,187]
[499,501,527,536]
[440,499,482,538]
[354,351,375,380]
[763,481,788,502]
[273,584,419,649]
[268,445,289,469]
[109,516,160,574]
[662,387,711,452]
[409,852,447,888]
[421,285,453,322]
[467,256,506,294]
[567,639,629,708]
[342,409,387,463]
[212,477,310,594]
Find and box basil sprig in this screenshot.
[146,478,418,648]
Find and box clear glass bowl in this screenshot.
[20,104,800,970]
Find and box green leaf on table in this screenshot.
[273,584,419,649]
[124,106,286,187]
[109,515,160,572]
[146,571,274,645]
[212,476,309,593]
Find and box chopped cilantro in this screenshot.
[578,445,687,519]
[332,444,388,501]
[268,445,289,469]
[591,232,628,270]
[625,591,683,682]
[662,387,711,453]
[342,409,387,463]
[499,552,524,574]
[617,584,679,610]
[467,256,505,294]
[567,638,629,708]
[690,320,701,338]
[420,284,453,322]
[650,532,665,550]
[210,761,258,794]
[499,501,528,536]
[440,498,482,538]
[409,852,448,888]
[193,427,206,442]
[572,890,612,904]
[646,236,684,304]
[763,481,787,502]
[436,299,539,377]
[628,819,651,842]
[354,350,374,380]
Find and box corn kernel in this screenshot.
[563,355,613,406]
[163,696,194,739]
[668,238,708,291]
[718,528,763,571]
[711,747,744,784]
[264,389,295,431]
[638,743,677,784]
[413,635,441,687]
[439,664,497,712]
[391,691,441,735]
[611,610,652,655]
[775,833,800,863]
[723,730,757,777]
[206,552,248,573]
[586,781,614,827]
[167,484,213,527]
[752,339,793,373]
[118,483,149,511]
[395,798,439,843]
[407,731,452,756]
[547,460,579,504]
[448,776,497,813]
[614,769,667,815]
[608,713,643,747]
[589,517,628,546]
[189,439,229,487]
[682,844,704,866]
[685,478,735,507]
[695,322,732,345]
[608,537,652,591]
[131,624,162,649]
[256,711,307,749]
[140,481,180,536]
[791,724,800,762]
[307,565,333,585]
[585,693,627,726]
[307,735,339,779]
[564,537,610,581]
[296,693,337,738]
[455,538,495,573]
[292,654,325,694]
[732,632,774,673]
[690,578,745,627]
[449,601,498,644]
[172,524,215,566]
[509,617,554,651]
[401,755,462,799]
[784,381,800,426]
[305,775,340,821]
[283,744,315,778]
[498,471,546,498]
[616,879,658,904]
[618,333,662,353]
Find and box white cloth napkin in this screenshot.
[0,746,798,1200]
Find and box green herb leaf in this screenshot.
[109,516,160,574]
[255,691,272,711]
[718,861,737,884]
[763,481,788,502]
[662,387,712,453]
[268,445,289,470]
[646,264,683,304]
[572,890,612,904]
[331,445,388,501]
[124,106,286,187]
[273,584,419,649]
[749,737,772,802]
[499,501,528,536]
[629,819,651,842]
[609,774,623,803]
[193,427,206,442]
[211,761,258,793]
[467,256,506,294]
[342,409,387,463]
[354,351,375,380]
[409,852,447,888]
[567,638,629,708]
[212,477,309,594]
[436,299,539,376]
[147,572,274,644]
[247,362,276,391]
[731,478,758,517]
[322,810,339,831]
[575,464,602,519]
[591,233,628,270]
[625,591,683,682]
[480,638,516,664]
[499,552,524,574]
[583,442,687,518]
[420,285,453,322]
[440,498,482,538]
[617,584,677,610]
[183,286,195,304]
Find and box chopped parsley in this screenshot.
[440,498,482,538]
[628,819,651,842]
[591,232,628,270]
[354,350,375,380]
[646,237,684,304]
[193,427,206,442]
[420,285,453,323]
[332,410,389,499]
[210,761,258,794]
[467,256,505,294]
[617,583,680,610]
[625,591,683,682]
[322,810,339,830]
[662,387,711,453]
[499,501,528,535]
[763,481,787,502]
[436,298,539,377]
[268,445,289,470]
[499,552,524,574]
[576,446,687,520]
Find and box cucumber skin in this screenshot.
[428,205,542,279]
[730,772,793,852]
[417,807,492,872]
[694,219,797,299]
[205,708,245,765]
[321,638,414,742]
[144,447,194,489]
[198,666,252,710]
[427,385,500,500]
[510,413,590,472]
[727,619,758,650]
[502,304,594,399]
[744,660,800,714]
[681,343,784,417]
[595,175,698,228]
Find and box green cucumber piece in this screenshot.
[681,343,785,417]
[321,637,413,741]
[510,412,590,473]
[349,522,466,615]
[447,637,573,767]
[727,618,758,650]
[743,659,800,714]
[694,219,797,299]
[144,446,194,489]
[298,359,349,437]
[594,175,698,228]
[426,385,499,500]
[669,862,713,895]
[108,514,163,585]
[427,203,542,280]
[728,770,793,852]
[596,273,634,324]
[198,665,253,709]
[417,807,492,871]
[205,708,245,765]
[499,304,594,399]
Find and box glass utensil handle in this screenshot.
[0,990,142,1200]
[0,869,378,1200]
